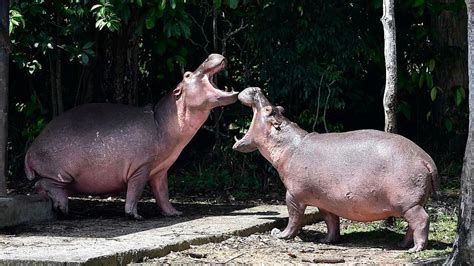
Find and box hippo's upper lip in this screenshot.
[207,59,226,77]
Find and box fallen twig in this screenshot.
[223,253,244,263]
[313,257,345,263]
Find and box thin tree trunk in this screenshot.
[381,0,397,133]
[56,49,63,114]
[49,56,58,117]
[445,1,474,263]
[0,0,9,196]
[212,8,221,146]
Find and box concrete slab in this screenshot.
[0,204,320,266]
[0,195,54,228]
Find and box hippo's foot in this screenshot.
[408,244,425,253]
[126,212,144,220]
[160,207,183,217]
[271,228,297,239]
[34,179,69,214]
[320,234,340,244]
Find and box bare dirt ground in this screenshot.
[139,196,456,265]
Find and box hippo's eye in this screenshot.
[184,72,192,79]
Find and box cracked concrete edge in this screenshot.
[83,211,322,266]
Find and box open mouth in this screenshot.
[208,59,226,89]
[207,59,237,95]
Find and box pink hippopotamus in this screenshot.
[233,87,437,252]
[25,54,238,219]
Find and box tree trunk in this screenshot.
[212,8,221,147]
[0,0,9,196]
[432,0,468,129]
[381,0,397,133]
[97,24,139,105]
[55,45,63,114]
[445,1,474,263]
[49,56,58,117]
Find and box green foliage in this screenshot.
[91,1,121,32]
[9,9,25,34]
[6,0,468,194]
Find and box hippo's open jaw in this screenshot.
[194,54,238,106]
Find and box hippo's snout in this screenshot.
[238,87,272,110]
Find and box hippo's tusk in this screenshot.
[234,136,240,142]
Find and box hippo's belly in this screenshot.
[301,187,402,222]
[68,166,129,195]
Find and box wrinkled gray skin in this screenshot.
[25,54,238,220]
[233,87,438,252]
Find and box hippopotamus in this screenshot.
[233,87,437,252]
[25,54,238,219]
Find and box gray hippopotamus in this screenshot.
[233,87,437,252]
[25,54,238,219]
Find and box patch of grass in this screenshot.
[339,201,456,261]
[402,247,453,260]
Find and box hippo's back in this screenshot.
[25,103,158,192]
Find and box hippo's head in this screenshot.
[233,87,287,153]
[173,54,238,109]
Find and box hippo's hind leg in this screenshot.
[35,178,70,214]
[271,191,306,239]
[149,171,182,216]
[318,208,340,243]
[124,166,149,220]
[402,205,429,252]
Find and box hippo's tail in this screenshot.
[24,151,36,181]
[424,160,439,199]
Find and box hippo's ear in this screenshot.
[173,85,182,97]
[262,106,273,115]
[276,106,284,114]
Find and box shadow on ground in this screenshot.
[0,197,276,239]
[298,225,451,251]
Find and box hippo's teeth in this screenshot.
[234,136,240,142]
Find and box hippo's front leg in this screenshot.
[271,191,306,239]
[149,171,182,216]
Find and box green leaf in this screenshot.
[156,40,166,55]
[412,0,425,7]
[397,101,411,120]
[426,73,433,89]
[418,72,425,88]
[145,16,156,29]
[159,0,167,10]
[83,42,94,49]
[91,4,103,11]
[79,53,89,65]
[170,0,176,9]
[214,0,222,9]
[428,59,435,72]
[227,0,239,9]
[136,0,143,7]
[430,87,437,101]
[178,20,190,38]
[454,87,465,106]
[444,118,453,132]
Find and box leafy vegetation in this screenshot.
[6,0,468,195]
